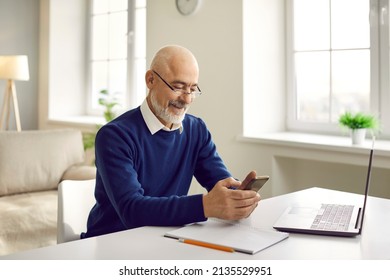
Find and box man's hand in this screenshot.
[239,170,257,190]
[202,171,261,220]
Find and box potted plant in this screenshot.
[83,89,119,151]
[338,112,378,145]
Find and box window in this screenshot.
[88,0,146,116]
[287,0,390,136]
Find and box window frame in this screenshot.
[86,0,146,117]
[286,0,390,138]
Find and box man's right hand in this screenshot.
[202,175,261,220]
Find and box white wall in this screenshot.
[0,0,39,130]
[48,0,88,119]
[243,0,286,136]
[39,0,89,128]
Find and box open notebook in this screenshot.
[165,219,288,254]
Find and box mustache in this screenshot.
[169,100,188,110]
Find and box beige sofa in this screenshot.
[0,129,96,256]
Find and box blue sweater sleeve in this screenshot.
[193,119,232,191]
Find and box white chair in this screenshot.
[57,179,96,243]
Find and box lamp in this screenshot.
[0,55,29,131]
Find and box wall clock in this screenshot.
[176,0,201,16]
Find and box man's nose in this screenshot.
[180,92,194,104]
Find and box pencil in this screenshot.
[179,238,235,253]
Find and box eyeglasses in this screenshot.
[152,70,202,98]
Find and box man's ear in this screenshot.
[145,70,154,88]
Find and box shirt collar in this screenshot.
[140,99,183,135]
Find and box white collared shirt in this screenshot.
[140,99,183,135]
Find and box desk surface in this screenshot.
[2,187,390,260]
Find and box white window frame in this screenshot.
[86,0,146,117]
[377,0,390,137]
[286,0,390,138]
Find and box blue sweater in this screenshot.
[81,106,231,238]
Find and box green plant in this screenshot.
[98,89,119,122]
[83,89,119,151]
[83,132,96,151]
[338,112,378,130]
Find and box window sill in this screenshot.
[48,116,105,130]
[238,132,390,169]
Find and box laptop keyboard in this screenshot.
[310,204,354,231]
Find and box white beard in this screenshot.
[150,93,188,125]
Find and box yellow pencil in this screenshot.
[179,238,235,253]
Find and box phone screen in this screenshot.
[244,176,269,192]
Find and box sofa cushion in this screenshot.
[0,190,57,256]
[0,130,85,196]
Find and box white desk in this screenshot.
[2,187,390,259]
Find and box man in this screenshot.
[82,45,260,238]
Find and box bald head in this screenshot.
[150,45,199,78]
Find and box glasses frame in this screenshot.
[152,70,202,98]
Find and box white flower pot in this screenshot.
[351,128,366,145]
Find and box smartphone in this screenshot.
[244,176,269,192]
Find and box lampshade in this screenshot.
[0,55,30,81]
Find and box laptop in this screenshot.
[273,139,374,237]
